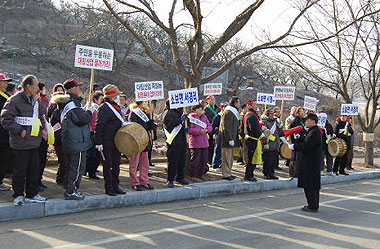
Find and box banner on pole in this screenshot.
[273,86,296,100]
[257,93,276,106]
[74,45,114,71]
[341,104,359,116]
[135,81,164,101]
[304,96,318,111]
[203,83,223,96]
[168,88,199,109]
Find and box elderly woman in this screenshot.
[188,104,213,180]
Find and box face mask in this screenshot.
[115,95,120,103]
[42,89,46,95]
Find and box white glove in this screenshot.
[122,121,128,127]
[333,134,336,138]
[259,133,265,139]
[262,126,268,131]
[339,128,345,134]
[95,144,103,151]
[229,140,235,146]
[264,144,269,150]
[288,144,294,150]
[280,137,288,145]
[213,134,217,140]
[326,134,332,141]
[293,133,300,139]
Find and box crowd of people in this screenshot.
[0,74,355,211]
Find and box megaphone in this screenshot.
[283,126,303,138]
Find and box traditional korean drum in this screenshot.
[114,122,149,156]
[328,138,347,157]
[279,143,292,160]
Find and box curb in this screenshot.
[1,170,379,222]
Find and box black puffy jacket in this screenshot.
[129,108,154,152]
[163,108,187,147]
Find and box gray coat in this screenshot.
[0,91,43,150]
[262,117,283,152]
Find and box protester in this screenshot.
[204,95,219,166]
[86,92,103,180]
[128,101,155,191]
[243,101,264,181]
[0,73,12,191]
[273,106,285,170]
[238,103,247,165]
[94,85,126,196]
[285,106,296,130]
[346,116,355,170]
[6,82,17,96]
[219,96,240,180]
[333,115,353,175]
[289,107,306,180]
[37,82,49,190]
[289,113,322,212]
[61,79,92,200]
[1,75,47,205]
[324,119,334,175]
[211,102,228,171]
[188,104,213,180]
[163,100,189,188]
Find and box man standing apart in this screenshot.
[1,75,47,205]
[219,97,240,180]
[0,74,12,191]
[289,113,322,212]
[61,79,92,200]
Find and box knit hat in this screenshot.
[266,108,274,115]
[103,84,120,98]
[219,101,228,109]
[52,83,65,93]
[206,95,215,101]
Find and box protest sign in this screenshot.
[74,45,114,71]
[203,83,223,96]
[257,93,276,106]
[317,113,327,128]
[168,88,199,109]
[341,104,359,116]
[135,81,164,101]
[273,86,296,100]
[304,96,318,111]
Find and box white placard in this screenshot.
[168,88,199,109]
[341,104,359,116]
[203,83,223,96]
[135,81,164,101]
[257,93,276,106]
[317,113,327,128]
[274,86,296,100]
[304,96,318,111]
[74,45,114,71]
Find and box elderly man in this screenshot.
[0,74,13,191]
[1,75,47,205]
[289,113,323,212]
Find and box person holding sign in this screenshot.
[204,95,219,165]
[188,104,213,180]
[95,85,126,196]
[128,100,155,191]
[219,97,241,181]
[333,115,353,176]
[1,75,47,205]
[163,100,189,188]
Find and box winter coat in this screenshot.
[163,108,187,147]
[334,120,354,148]
[61,93,92,154]
[204,104,219,124]
[244,110,262,139]
[48,94,69,147]
[294,125,322,190]
[0,91,9,145]
[94,99,123,149]
[188,112,212,149]
[262,117,282,152]
[219,106,240,148]
[211,113,221,144]
[290,116,306,145]
[129,107,154,152]
[0,91,43,150]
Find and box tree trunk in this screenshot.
[364,141,374,166]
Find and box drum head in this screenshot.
[279,143,292,160]
[328,139,339,157]
[114,122,149,156]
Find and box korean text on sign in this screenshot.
[304,96,318,111]
[317,113,327,128]
[203,83,223,96]
[256,93,276,106]
[273,86,296,100]
[74,45,114,71]
[168,88,199,109]
[341,104,359,116]
[135,81,164,101]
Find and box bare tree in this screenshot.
[278,0,380,165]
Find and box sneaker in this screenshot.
[25,194,47,203]
[321,171,326,176]
[14,196,24,206]
[64,191,85,200]
[141,184,154,190]
[0,183,11,191]
[326,172,334,176]
[167,181,174,188]
[213,168,221,172]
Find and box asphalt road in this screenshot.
[1,179,380,249]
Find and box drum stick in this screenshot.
[100,150,106,161]
[149,101,154,138]
[88,68,95,106]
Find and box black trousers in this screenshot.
[102,148,121,191]
[0,145,9,183]
[64,151,86,194]
[38,139,48,183]
[208,136,214,165]
[167,144,186,182]
[86,144,100,176]
[333,151,348,173]
[304,188,320,210]
[12,148,40,198]
[263,150,278,176]
[55,143,67,183]
[245,138,257,178]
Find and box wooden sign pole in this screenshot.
[280,100,284,119]
[88,68,95,104]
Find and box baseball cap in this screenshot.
[0,74,12,82]
[63,78,83,90]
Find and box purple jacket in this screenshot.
[188,113,212,149]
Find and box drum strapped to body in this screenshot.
[328,138,347,157]
[279,143,292,160]
[114,122,149,157]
